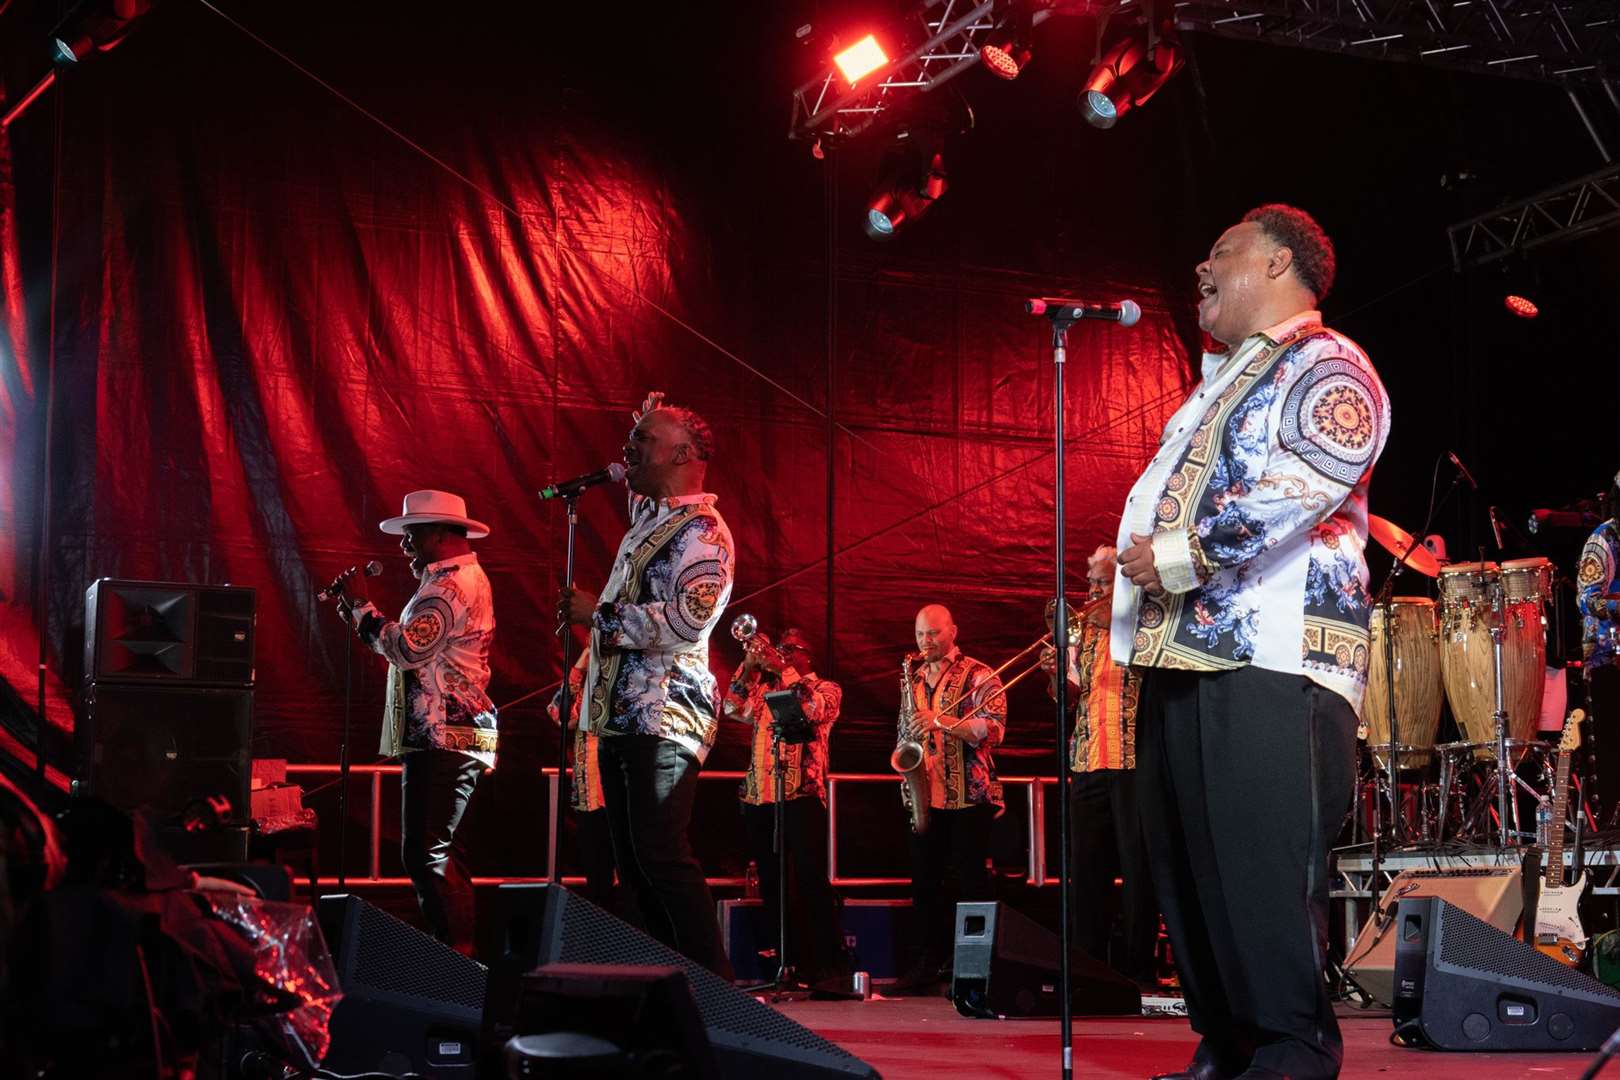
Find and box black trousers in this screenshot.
[1068,767,1158,984]
[907,803,995,970]
[1136,666,1357,1080]
[574,806,639,925]
[400,748,484,954]
[741,798,846,981]
[598,734,732,977]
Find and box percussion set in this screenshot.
[1362,513,1564,848]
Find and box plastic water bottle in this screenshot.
[744,860,760,899]
[1536,801,1552,848]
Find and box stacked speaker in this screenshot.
[78,579,256,841]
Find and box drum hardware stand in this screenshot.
[1370,469,1468,857]
[1484,554,1514,850]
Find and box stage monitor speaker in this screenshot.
[1344,866,1523,1006]
[498,963,719,1078]
[483,883,879,1079]
[1392,896,1620,1050]
[76,683,252,822]
[950,900,1142,1018]
[84,578,255,686]
[318,893,487,1077]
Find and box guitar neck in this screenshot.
[1547,751,1573,888]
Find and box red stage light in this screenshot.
[834,35,888,85]
[1504,294,1539,319]
[980,41,1027,80]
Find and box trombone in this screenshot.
[926,597,1100,727]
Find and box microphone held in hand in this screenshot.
[1024,296,1141,327]
[539,462,627,501]
[318,559,382,601]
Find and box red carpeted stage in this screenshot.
[776,997,1599,1079]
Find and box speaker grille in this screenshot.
[351,899,486,1013]
[549,888,862,1062]
[1438,899,1620,998]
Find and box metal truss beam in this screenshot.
[1172,1,1620,86]
[790,0,1058,140]
[1447,159,1620,268]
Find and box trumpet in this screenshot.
[729,613,782,672]
[928,598,1092,728]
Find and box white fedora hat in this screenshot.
[379,490,490,538]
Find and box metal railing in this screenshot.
[285,763,1063,889]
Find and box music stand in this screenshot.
[743,688,818,998]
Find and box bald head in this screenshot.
[914,604,958,662]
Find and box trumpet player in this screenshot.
[893,603,1006,994]
[1040,545,1156,989]
[723,625,849,986]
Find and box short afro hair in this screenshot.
[1242,204,1336,303]
[663,405,714,461]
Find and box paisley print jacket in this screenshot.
[1577,519,1620,670]
[349,552,498,768]
[1110,312,1391,715]
[583,492,735,763]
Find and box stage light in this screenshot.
[979,2,1035,81]
[1504,294,1539,319]
[863,144,948,242]
[1078,26,1182,129]
[47,0,154,67]
[834,35,888,85]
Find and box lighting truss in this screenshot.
[1171,1,1620,87]
[789,0,1061,140]
[1447,159,1620,268]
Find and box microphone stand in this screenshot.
[1369,469,1465,887]
[1034,304,1078,1080]
[551,493,581,888]
[337,608,355,890]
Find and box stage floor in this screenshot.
[775,997,1605,1079]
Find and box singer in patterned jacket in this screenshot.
[331,489,497,956]
[1116,205,1389,1080]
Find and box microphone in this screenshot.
[317,559,382,601]
[539,462,627,501]
[1528,508,1600,533]
[1447,451,1478,491]
[1489,506,1505,550]
[1025,297,1142,327]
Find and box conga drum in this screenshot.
[1363,597,1443,769]
[1438,560,1547,755]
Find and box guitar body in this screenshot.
[1530,710,1588,968]
[1533,874,1588,966]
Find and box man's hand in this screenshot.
[558,585,599,626]
[1039,644,1058,675]
[905,707,939,742]
[1119,532,1165,595]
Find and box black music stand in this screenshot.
[742,688,819,999]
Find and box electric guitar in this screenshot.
[1532,709,1587,967]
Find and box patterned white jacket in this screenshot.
[1110,311,1391,715]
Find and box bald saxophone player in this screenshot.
[892,603,1006,993]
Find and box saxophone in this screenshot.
[891,652,930,835]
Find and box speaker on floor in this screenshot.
[84,578,256,687]
[317,894,487,1077]
[1392,896,1620,1050]
[1344,866,1523,1006]
[495,963,719,1078]
[76,682,253,822]
[950,900,1142,1018]
[482,883,879,1079]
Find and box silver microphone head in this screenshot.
[1118,299,1142,328]
[607,462,626,483]
[364,559,384,577]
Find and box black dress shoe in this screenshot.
[1148,1058,1236,1080]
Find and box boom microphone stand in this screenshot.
[550,493,582,886]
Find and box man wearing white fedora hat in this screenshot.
[330,489,498,955]
[560,392,735,976]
